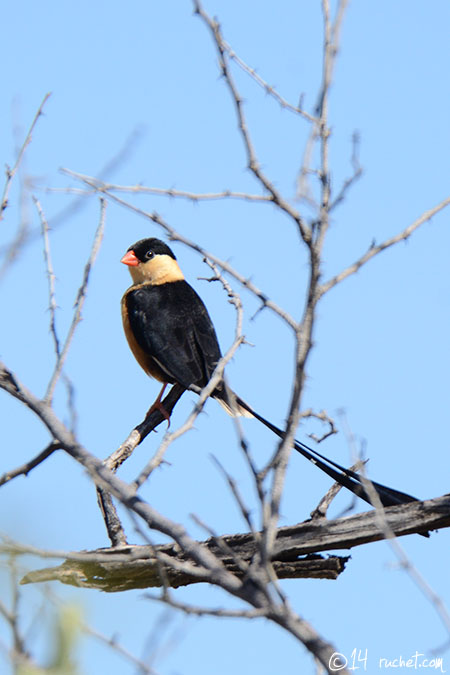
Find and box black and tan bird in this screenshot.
[121,237,418,509]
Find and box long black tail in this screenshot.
[234,395,418,509]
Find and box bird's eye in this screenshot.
[145,250,154,260]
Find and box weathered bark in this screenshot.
[21,493,449,592]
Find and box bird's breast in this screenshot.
[121,292,169,383]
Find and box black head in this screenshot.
[128,238,177,263]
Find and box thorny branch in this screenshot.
[50,183,274,203]
[0,93,51,223]
[35,196,60,359]
[0,441,62,487]
[318,195,450,297]
[0,564,34,671]
[44,198,106,402]
[216,32,316,123]
[0,126,144,271]
[60,169,299,329]
[193,0,311,246]
[299,408,337,444]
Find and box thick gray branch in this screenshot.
[20,494,448,592]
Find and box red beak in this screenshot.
[121,250,139,267]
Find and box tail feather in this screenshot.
[234,394,420,510]
[191,380,421,516]
[213,384,253,418]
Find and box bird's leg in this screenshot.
[146,383,171,427]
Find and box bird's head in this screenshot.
[121,238,184,285]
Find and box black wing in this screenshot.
[126,280,223,390]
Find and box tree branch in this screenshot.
[0,93,51,222]
[20,493,449,592]
[44,198,106,402]
[0,441,62,487]
[193,0,311,245]
[319,196,450,297]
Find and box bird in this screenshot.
[121,237,418,510]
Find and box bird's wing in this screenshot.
[125,281,223,390]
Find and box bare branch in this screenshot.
[354,460,450,650]
[44,197,106,402]
[96,489,128,547]
[145,593,268,618]
[61,169,299,330]
[259,0,350,583]
[18,492,450,593]
[0,359,351,672]
[211,455,256,534]
[34,197,60,358]
[0,362,244,593]
[329,131,363,212]
[310,460,366,519]
[0,93,51,222]
[211,30,316,123]
[97,384,185,546]
[82,623,157,675]
[21,550,349,590]
[51,183,273,203]
[193,0,311,245]
[319,196,450,297]
[106,384,186,473]
[0,441,62,487]
[299,408,338,443]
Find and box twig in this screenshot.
[44,198,106,402]
[190,513,251,579]
[34,197,60,358]
[133,327,245,491]
[0,93,51,222]
[329,131,363,212]
[319,196,450,297]
[310,460,366,519]
[0,441,62,488]
[61,169,299,329]
[0,126,142,284]
[299,408,338,443]
[211,456,256,534]
[37,582,159,675]
[193,0,311,246]
[96,489,128,547]
[97,384,185,547]
[338,412,450,650]
[145,592,267,618]
[0,558,34,670]
[106,385,186,472]
[50,183,273,203]
[217,34,316,123]
[351,451,450,651]
[83,624,157,675]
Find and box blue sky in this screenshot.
[1,1,449,673]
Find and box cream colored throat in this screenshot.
[128,254,185,285]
